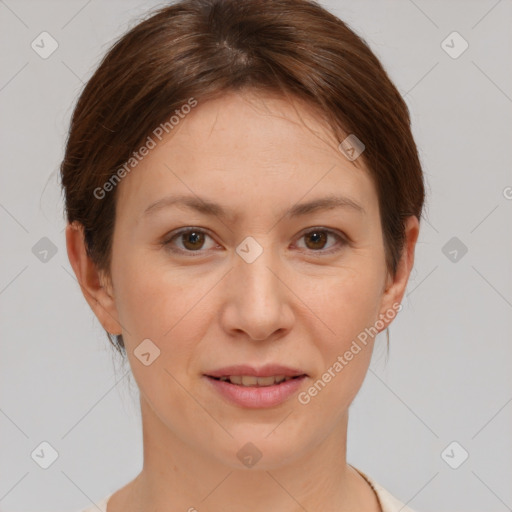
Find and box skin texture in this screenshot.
[66,90,419,512]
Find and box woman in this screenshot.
[62,0,424,510]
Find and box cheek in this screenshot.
[302,264,383,402]
[114,273,168,340]
[113,261,205,409]
[309,262,384,341]
[112,252,215,358]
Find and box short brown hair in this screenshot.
[60,0,425,355]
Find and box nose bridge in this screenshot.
[224,234,292,339]
[234,234,281,302]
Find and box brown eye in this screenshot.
[163,228,217,255]
[181,230,205,250]
[304,230,328,250]
[296,228,346,254]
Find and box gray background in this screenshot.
[1,1,511,511]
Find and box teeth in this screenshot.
[218,375,295,386]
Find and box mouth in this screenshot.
[202,364,309,407]
[205,374,307,387]
[203,373,308,408]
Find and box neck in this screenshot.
[118,396,380,512]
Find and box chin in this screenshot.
[208,433,307,471]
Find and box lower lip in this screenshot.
[204,375,307,408]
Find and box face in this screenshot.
[71,90,417,470]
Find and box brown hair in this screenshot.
[60,0,425,355]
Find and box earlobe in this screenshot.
[65,222,122,335]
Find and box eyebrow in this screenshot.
[141,193,365,221]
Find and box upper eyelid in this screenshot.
[293,228,347,251]
[164,226,346,251]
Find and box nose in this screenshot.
[219,240,294,342]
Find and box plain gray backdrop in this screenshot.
[1,1,511,511]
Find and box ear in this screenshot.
[65,221,122,335]
[377,215,420,326]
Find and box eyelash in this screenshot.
[161,227,348,257]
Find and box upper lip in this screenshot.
[205,364,308,378]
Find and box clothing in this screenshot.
[353,465,417,511]
[77,465,417,512]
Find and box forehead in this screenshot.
[115,90,378,224]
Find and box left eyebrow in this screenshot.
[141,193,366,222]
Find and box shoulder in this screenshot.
[351,465,420,512]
